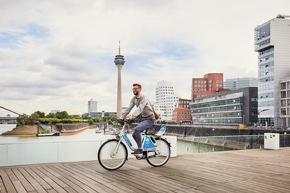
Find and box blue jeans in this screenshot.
[132,118,155,148]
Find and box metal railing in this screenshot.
[176,134,290,155]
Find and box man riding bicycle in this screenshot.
[120,83,155,155]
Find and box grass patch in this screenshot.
[1,125,48,136]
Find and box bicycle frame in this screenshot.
[113,122,159,154]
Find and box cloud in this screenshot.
[0,0,289,116]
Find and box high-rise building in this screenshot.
[255,15,290,127]
[155,81,178,120]
[88,99,98,115]
[115,42,125,117]
[224,78,258,90]
[191,73,226,101]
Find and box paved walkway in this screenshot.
[1,148,290,193]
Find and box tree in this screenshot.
[46,113,56,118]
[55,111,69,119]
[35,111,45,118]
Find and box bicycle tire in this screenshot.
[146,138,171,167]
[98,139,128,170]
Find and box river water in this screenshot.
[0,124,114,144]
[0,124,231,155]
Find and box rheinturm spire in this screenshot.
[119,40,121,55]
[114,41,125,117]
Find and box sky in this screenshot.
[0,0,289,116]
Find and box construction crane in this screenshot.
[276,14,290,19]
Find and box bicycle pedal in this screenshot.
[135,155,145,160]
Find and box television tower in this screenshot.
[114,41,125,117]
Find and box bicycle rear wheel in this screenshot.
[146,138,171,167]
[98,139,127,170]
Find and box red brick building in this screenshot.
[191,73,227,101]
[172,98,192,124]
[172,108,192,124]
[178,98,191,108]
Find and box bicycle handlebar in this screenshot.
[117,118,125,125]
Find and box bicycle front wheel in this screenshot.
[98,139,128,170]
[146,138,171,167]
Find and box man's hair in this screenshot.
[133,83,142,89]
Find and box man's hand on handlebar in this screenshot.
[124,117,130,122]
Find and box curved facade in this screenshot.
[155,81,178,120]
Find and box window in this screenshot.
[281,108,287,115]
[281,100,286,107]
[281,82,286,90]
[281,91,286,98]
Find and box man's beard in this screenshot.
[133,91,139,96]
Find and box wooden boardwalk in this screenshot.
[1,148,290,193]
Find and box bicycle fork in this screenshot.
[111,138,123,157]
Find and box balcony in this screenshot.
[255,37,273,52]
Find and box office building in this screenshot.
[280,78,290,128]
[155,81,178,120]
[190,87,258,126]
[88,99,98,116]
[224,78,258,90]
[255,15,290,127]
[192,73,227,102]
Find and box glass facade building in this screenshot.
[190,87,258,126]
[88,99,98,116]
[224,78,258,90]
[255,17,290,127]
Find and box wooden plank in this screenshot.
[24,167,52,191]
[31,167,67,193]
[43,165,89,193]
[17,168,47,193]
[54,164,112,193]
[11,168,35,192]
[0,148,290,193]
[1,170,17,193]
[0,175,7,193]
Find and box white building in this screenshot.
[224,78,258,90]
[155,81,178,120]
[255,15,290,127]
[88,99,98,115]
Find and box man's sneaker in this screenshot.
[131,149,143,155]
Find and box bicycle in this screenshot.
[97,119,171,170]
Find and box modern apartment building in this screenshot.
[280,78,290,128]
[191,73,227,102]
[224,78,258,90]
[255,15,290,127]
[189,87,258,126]
[155,81,178,120]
